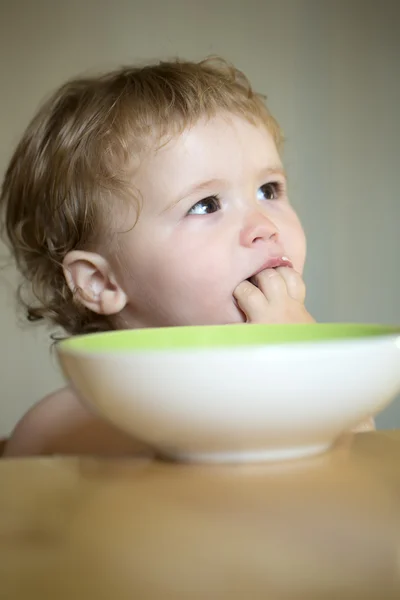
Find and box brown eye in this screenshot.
[257,182,280,201]
[187,195,221,215]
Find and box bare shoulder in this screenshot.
[4,386,151,458]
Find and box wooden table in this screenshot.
[1,431,400,599]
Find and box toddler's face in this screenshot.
[114,113,306,327]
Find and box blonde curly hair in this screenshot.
[0,57,283,335]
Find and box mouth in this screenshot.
[246,256,293,286]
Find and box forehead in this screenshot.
[133,114,282,196]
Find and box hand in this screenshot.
[233,267,315,324]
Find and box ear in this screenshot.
[62,251,127,315]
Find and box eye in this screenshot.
[187,195,221,216]
[257,181,282,201]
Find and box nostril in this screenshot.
[252,236,264,245]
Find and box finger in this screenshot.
[253,268,287,304]
[275,267,306,303]
[233,280,270,323]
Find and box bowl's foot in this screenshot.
[159,442,333,465]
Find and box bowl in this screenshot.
[56,323,400,463]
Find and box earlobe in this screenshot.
[62,251,127,315]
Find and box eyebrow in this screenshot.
[162,165,286,213]
[258,165,287,180]
[179,178,226,201]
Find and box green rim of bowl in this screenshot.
[57,323,400,354]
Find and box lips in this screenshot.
[246,256,293,286]
[249,256,293,278]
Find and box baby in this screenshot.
[0,57,373,456]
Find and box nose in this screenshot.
[239,209,278,248]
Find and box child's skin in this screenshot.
[4,114,373,457]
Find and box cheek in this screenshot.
[295,235,307,275]
[279,212,307,274]
[122,243,208,306]
[148,241,231,319]
[159,231,227,282]
[165,249,225,293]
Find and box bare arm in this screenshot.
[4,387,152,458]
